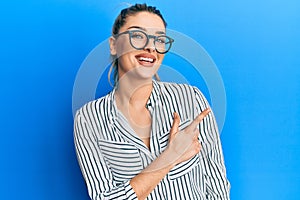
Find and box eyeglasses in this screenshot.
[114,30,174,54]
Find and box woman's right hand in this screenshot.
[129,108,211,199]
[166,108,211,166]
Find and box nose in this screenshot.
[144,36,156,52]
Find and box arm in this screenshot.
[74,112,137,200]
[193,87,231,199]
[130,110,210,199]
[75,107,211,200]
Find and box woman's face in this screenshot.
[110,11,166,80]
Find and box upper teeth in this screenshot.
[139,57,154,62]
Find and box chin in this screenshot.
[135,65,159,80]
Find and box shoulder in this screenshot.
[75,92,113,121]
[156,81,194,92]
[157,81,210,109]
[156,81,204,99]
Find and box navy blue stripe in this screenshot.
[74,81,230,199]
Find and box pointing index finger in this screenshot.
[189,108,211,132]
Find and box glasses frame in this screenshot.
[114,30,174,54]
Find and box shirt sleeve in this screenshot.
[193,87,231,199]
[74,111,137,200]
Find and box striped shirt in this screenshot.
[74,80,230,199]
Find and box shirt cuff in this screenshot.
[124,180,138,200]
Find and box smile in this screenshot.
[138,57,154,63]
[135,53,157,67]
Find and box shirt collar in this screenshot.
[107,80,162,157]
[109,79,162,121]
[146,79,161,110]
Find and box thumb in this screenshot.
[169,112,180,141]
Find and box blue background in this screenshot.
[1,0,299,199]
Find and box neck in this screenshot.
[115,76,153,108]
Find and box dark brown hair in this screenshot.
[109,3,167,86]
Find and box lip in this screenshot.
[135,53,157,67]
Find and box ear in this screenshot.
[109,36,117,55]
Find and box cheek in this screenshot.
[157,54,165,63]
[117,52,136,69]
[116,39,134,57]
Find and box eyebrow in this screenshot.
[127,26,166,35]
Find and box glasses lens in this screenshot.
[130,31,147,49]
[155,36,172,53]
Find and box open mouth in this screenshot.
[135,53,156,67]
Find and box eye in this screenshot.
[156,36,167,44]
[131,31,145,40]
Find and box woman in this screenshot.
[74,3,230,200]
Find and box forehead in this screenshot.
[120,11,165,32]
